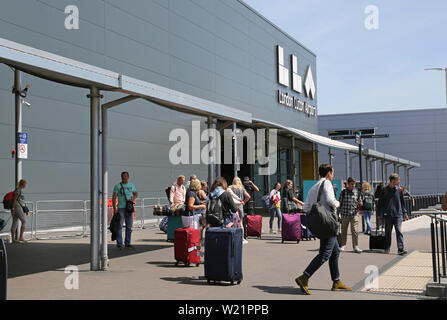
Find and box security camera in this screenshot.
[22,100,31,107]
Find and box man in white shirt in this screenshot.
[295,164,352,295]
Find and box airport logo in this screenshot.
[277,45,316,99]
[277,46,317,117]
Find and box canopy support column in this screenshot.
[89,86,101,271]
[233,122,238,179]
[13,69,23,241]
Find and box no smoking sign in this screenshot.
[17,132,28,159]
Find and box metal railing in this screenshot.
[1,194,443,241]
[411,208,447,284]
[0,202,35,241]
[0,197,170,241]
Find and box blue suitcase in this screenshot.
[300,214,316,240]
[204,228,243,285]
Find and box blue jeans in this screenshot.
[304,236,340,282]
[385,214,404,251]
[116,208,133,247]
[363,210,373,232]
[269,207,282,229]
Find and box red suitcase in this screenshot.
[174,227,201,266]
[246,215,262,238]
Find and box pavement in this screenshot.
[3,215,441,300]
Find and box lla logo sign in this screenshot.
[277,45,316,99]
[277,46,317,117]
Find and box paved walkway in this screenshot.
[4,215,439,300]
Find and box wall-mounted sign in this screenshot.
[17,132,28,159]
[276,45,317,117]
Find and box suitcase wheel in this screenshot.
[185,262,190,267]
[175,261,179,266]
[281,240,284,243]
[207,279,210,284]
[297,240,300,244]
[237,280,241,285]
[196,263,200,267]
[231,281,234,285]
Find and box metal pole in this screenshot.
[14,70,23,241]
[292,136,296,185]
[435,218,441,283]
[440,220,446,277]
[381,160,385,186]
[90,87,100,271]
[431,218,438,282]
[365,156,369,183]
[312,143,316,180]
[0,239,7,300]
[328,147,332,166]
[101,105,109,271]
[358,140,363,184]
[345,151,350,181]
[233,122,238,179]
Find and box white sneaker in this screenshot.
[354,247,362,254]
[243,240,248,245]
[340,246,346,252]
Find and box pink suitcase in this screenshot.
[281,213,301,243]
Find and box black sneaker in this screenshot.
[398,249,408,256]
[125,245,135,250]
[117,246,123,251]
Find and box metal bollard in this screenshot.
[0,238,7,300]
[441,220,446,277]
[430,218,438,283]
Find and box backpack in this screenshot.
[2,191,14,210]
[362,193,374,211]
[206,197,224,227]
[261,194,271,209]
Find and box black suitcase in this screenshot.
[369,218,386,250]
[204,227,243,285]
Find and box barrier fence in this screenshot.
[0,197,170,241]
[0,194,444,241]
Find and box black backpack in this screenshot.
[362,193,374,211]
[206,197,224,227]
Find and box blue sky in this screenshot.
[243,0,447,115]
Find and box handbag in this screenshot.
[22,205,30,214]
[306,180,340,240]
[121,183,134,215]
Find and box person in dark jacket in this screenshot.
[377,174,409,255]
[208,176,239,228]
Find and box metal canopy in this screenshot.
[0,37,252,124]
[253,118,358,152]
[252,118,420,167]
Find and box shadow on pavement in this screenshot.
[160,276,214,286]
[146,261,201,268]
[253,285,304,295]
[6,242,170,278]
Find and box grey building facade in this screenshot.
[0,0,318,207]
[318,108,447,195]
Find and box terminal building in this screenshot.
[318,108,447,195]
[0,0,423,264]
[0,0,322,209]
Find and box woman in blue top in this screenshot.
[184,179,206,230]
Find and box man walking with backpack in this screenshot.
[295,164,352,295]
[377,174,408,255]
